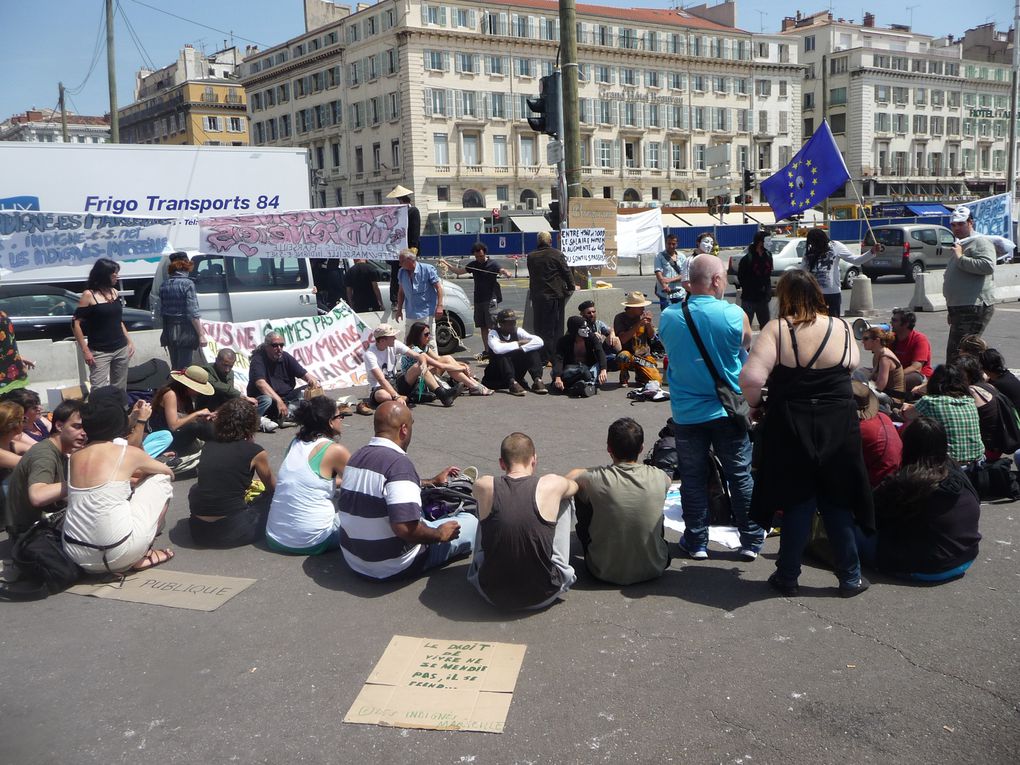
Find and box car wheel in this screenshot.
[435,314,465,355]
[842,267,860,290]
[907,261,925,283]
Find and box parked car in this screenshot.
[727,236,861,290]
[861,224,956,283]
[356,260,474,355]
[0,284,154,342]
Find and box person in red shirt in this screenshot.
[891,309,933,394]
[853,381,902,488]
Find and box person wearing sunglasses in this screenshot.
[246,331,320,426]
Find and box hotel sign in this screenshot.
[967,108,1018,118]
[598,89,685,105]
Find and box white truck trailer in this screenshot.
[0,142,311,306]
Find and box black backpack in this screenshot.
[2,512,83,601]
[421,477,478,521]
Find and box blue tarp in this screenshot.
[905,203,952,217]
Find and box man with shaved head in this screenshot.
[659,254,765,563]
[338,400,476,580]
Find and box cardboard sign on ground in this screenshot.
[66,570,256,611]
[343,635,527,734]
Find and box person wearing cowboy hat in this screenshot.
[852,380,902,488]
[151,365,217,457]
[386,185,421,306]
[613,291,662,387]
[944,205,996,364]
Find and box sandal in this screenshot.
[132,548,174,571]
[470,385,494,396]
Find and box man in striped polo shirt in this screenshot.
[338,401,477,580]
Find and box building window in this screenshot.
[434,133,449,165]
[462,134,480,165]
[694,144,705,170]
[829,113,846,133]
[520,135,536,166]
[493,135,508,167]
[647,141,660,169]
[598,139,612,168]
[496,185,509,202]
[203,116,221,132]
[437,185,450,202]
[354,146,364,173]
[228,117,243,132]
[829,87,847,106]
[490,93,506,119]
[391,139,401,168]
[804,36,815,52]
[332,142,341,168]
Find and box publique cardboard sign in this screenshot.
[343,635,527,733]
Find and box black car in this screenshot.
[0,284,154,341]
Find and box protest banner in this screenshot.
[560,228,607,267]
[967,193,1012,239]
[568,198,618,274]
[344,635,527,734]
[200,301,373,391]
[0,210,174,272]
[200,206,408,261]
[617,208,665,259]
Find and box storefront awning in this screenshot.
[509,215,552,233]
[904,203,951,217]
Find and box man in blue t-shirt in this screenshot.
[659,254,765,562]
[395,249,443,351]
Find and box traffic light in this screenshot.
[527,72,561,138]
[742,169,756,194]
[546,200,561,230]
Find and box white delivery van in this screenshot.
[0,142,311,306]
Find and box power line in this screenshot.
[66,1,108,96]
[128,0,265,47]
[118,1,158,71]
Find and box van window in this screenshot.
[914,229,938,246]
[868,228,904,246]
[228,257,309,290]
[192,256,228,293]
[938,229,955,246]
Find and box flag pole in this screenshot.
[849,177,876,246]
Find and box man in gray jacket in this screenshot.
[943,205,996,363]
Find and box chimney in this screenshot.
[863,12,875,28]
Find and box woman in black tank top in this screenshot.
[72,258,133,390]
[741,271,873,598]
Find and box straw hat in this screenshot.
[621,291,652,308]
[851,380,880,420]
[386,185,414,199]
[170,365,215,396]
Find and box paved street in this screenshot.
[3,286,1019,764]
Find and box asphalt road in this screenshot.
[3,282,1019,764]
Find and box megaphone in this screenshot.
[851,319,890,341]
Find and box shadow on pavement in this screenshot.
[302,553,427,599]
[418,562,561,622]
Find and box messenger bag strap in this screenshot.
[681,299,726,388]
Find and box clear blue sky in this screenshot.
[0,0,1013,120]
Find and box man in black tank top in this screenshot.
[467,432,579,610]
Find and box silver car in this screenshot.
[728,237,861,290]
[862,224,955,283]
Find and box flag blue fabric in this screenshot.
[760,121,850,222]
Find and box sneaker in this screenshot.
[470,385,494,396]
[508,381,527,397]
[531,379,548,395]
[768,572,800,596]
[737,548,759,562]
[460,466,479,482]
[838,576,871,598]
[259,416,279,433]
[619,371,630,387]
[677,537,708,560]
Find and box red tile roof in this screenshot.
[485,0,743,33]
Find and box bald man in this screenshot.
[658,254,765,563]
[338,401,477,580]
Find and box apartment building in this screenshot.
[0,109,109,143]
[241,0,803,216]
[118,45,249,146]
[781,10,1013,202]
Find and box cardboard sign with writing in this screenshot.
[67,570,256,612]
[560,228,607,267]
[343,635,527,734]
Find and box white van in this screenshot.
[150,255,473,354]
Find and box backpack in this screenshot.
[2,512,83,601]
[987,387,1020,454]
[966,458,1020,501]
[421,476,478,521]
[644,421,679,478]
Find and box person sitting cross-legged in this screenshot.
[551,315,607,394]
[614,292,662,387]
[467,432,579,610]
[481,309,547,396]
[246,331,320,424]
[567,418,671,585]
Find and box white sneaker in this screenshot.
[259,416,279,433]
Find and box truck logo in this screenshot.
[0,196,40,211]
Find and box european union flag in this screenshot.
[760,121,850,222]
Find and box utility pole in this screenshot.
[106,0,119,142]
[559,0,580,226]
[58,82,69,143]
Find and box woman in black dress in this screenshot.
[740,270,873,597]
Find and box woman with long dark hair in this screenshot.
[799,228,877,318]
[741,269,873,597]
[265,396,350,555]
[859,417,981,582]
[904,364,984,464]
[151,366,216,458]
[72,258,135,389]
[737,230,773,329]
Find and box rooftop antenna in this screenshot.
[757,9,767,32]
[905,5,919,27]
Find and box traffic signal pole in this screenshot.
[559,0,580,227]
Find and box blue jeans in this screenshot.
[673,417,764,551]
[255,388,303,419]
[420,512,478,571]
[778,497,860,587]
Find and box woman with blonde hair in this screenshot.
[860,326,905,407]
[741,270,873,598]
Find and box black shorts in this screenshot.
[474,301,497,329]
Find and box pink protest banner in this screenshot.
[199,206,408,261]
